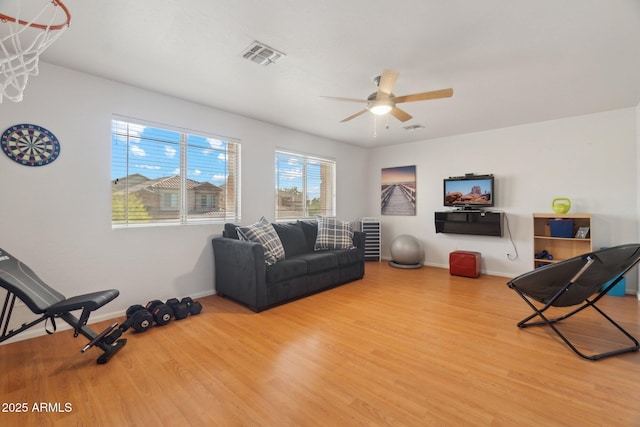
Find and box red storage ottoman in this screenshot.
[449,251,481,278]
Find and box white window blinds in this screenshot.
[111,118,240,226]
[275,150,335,220]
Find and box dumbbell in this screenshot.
[181,297,202,315]
[166,298,189,320]
[125,304,154,333]
[145,300,173,326]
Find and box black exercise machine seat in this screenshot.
[46,290,120,316]
[0,248,126,364]
[508,243,640,360]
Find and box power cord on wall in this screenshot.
[502,211,519,261]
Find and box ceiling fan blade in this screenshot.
[389,107,412,122]
[393,88,454,104]
[340,109,369,122]
[321,96,367,103]
[376,69,399,99]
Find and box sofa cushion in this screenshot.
[314,216,355,251]
[272,222,308,258]
[265,259,308,283]
[224,223,240,239]
[292,252,338,274]
[237,217,285,265]
[333,248,363,266]
[298,220,318,253]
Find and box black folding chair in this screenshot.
[507,244,640,360]
[0,248,127,364]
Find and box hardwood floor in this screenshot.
[1,262,639,426]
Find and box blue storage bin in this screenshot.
[549,219,574,238]
[601,277,626,296]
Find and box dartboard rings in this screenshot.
[1,123,61,167]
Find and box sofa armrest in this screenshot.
[353,231,365,248]
[211,237,267,311]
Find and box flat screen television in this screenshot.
[444,175,494,208]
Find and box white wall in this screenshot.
[0,63,368,341]
[637,101,640,300]
[368,108,639,292]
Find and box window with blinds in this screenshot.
[111,117,241,226]
[275,150,335,220]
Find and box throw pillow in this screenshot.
[314,216,355,251]
[298,220,318,253]
[237,217,285,265]
[272,222,308,258]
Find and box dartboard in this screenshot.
[1,123,61,167]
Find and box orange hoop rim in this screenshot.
[0,0,71,31]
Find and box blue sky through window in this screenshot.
[111,121,231,187]
[275,153,323,202]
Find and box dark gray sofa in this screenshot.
[211,220,365,312]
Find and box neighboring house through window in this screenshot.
[161,191,179,210]
[111,117,241,226]
[275,150,335,220]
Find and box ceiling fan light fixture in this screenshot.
[368,100,393,115]
[326,69,454,123]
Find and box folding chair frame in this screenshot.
[509,256,640,361]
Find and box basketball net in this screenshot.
[0,1,71,103]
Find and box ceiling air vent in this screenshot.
[242,41,285,66]
[402,124,426,131]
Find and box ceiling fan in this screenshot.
[323,70,453,123]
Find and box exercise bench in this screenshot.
[0,248,127,364]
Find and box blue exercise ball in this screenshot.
[390,234,424,266]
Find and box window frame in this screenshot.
[111,116,241,228]
[275,149,336,221]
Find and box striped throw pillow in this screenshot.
[237,217,285,265]
[314,216,355,251]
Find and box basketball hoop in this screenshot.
[0,1,71,103]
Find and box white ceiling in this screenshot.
[29,1,640,147]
